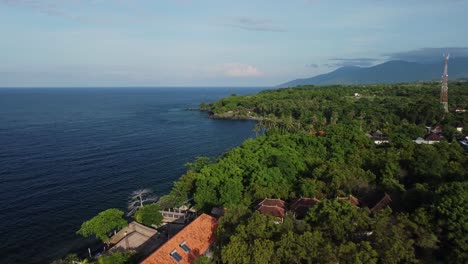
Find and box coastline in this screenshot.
[185,107,263,121]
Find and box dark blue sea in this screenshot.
[0,87,264,264]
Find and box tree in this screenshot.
[185,157,211,172]
[127,189,158,216]
[251,239,275,264]
[305,200,370,242]
[193,256,214,264]
[51,254,90,264]
[336,241,378,264]
[97,251,134,264]
[221,235,251,264]
[371,209,418,264]
[77,209,127,244]
[134,203,163,227]
[432,182,468,263]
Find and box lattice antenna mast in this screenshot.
[440,53,449,113]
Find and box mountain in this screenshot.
[277,58,468,87]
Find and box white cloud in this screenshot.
[219,63,263,77]
[227,17,286,32]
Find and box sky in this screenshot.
[1,0,468,87]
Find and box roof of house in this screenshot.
[425,133,444,141]
[431,124,443,132]
[337,195,360,207]
[141,214,218,264]
[289,198,320,219]
[367,130,389,140]
[372,130,384,137]
[109,221,161,256]
[370,193,392,214]
[109,221,164,255]
[257,198,286,208]
[256,198,286,219]
[257,205,286,219]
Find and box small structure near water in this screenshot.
[109,221,162,256]
[159,206,196,224]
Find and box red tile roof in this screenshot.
[256,199,286,219]
[425,133,444,141]
[290,198,320,219]
[258,198,286,208]
[370,193,392,214]
[337,195,360,207]
[431,124,443,133]
[257,205,286,218]
[141,214,217,264]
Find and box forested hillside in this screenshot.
[277,58,468,87]
[160,82,468,264]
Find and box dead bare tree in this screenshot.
[127,188,158,216]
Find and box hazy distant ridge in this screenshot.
[277,58,468,87]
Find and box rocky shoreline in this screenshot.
[208,113,263,121]
[185,107,262,121]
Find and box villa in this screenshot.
[141,214,218,264]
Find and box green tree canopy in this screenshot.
[432,182,468,263]
[134,203,163,227]
[305,199,371,242]
[97,251,134,264]
[77,208,127,243]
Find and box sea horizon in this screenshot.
[0,87,262,264]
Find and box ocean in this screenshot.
[0,87,264,264]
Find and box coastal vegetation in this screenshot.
[67,82,467,263]
[161,82,467,263]
[127,188,159,216]
[134,203,163,227]
[76,209,127,245]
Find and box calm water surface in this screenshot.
[0,87,264,264]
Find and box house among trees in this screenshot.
[431,124,443,134]
[455,107,466,113]
[456,123,464,132]
[256,198,287,223]
[414,137,426,144]
[367,130,389,144]
[460,138,468,151]
[336,195,360,207]
[159,206,195,224]
[289,198,320,219]
[141,213,218,264]
[108,221,161,256]
[414,136,443,145]
[424,133,444,144]
[370,193,392,214]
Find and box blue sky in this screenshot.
[1,0,468,87]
